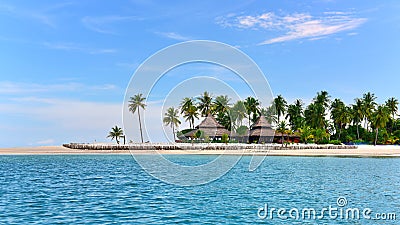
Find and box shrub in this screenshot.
[329,140,342,145]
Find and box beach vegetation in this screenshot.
[107,126,124,144]
[128,93,146,143]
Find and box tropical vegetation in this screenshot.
[128,91,399,145]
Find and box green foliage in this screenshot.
[107,126,124,144]
[236,125,248,135]
[221,133,229,144]
[329,140,342,145]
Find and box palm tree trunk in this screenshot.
[172,125,176,142]
[356,124,360,140]
[374,128,379,146]
[138,109,144,143]
[281,134,284,147]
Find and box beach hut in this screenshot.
[183,114,231,141]
[249,115,275,143]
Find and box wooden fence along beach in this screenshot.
[63,143,358,151]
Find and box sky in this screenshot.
[0,0,399,147]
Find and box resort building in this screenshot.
[183,114,231,141]
[248,115,275,143]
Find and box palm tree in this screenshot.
[244,96,260,128]
[297,126,313,144]
[197,91,213,117]
[180,97,194,114]
[107,126,124,144]
[385,97,399,132]
[331,99,350,140]
[183,105,199,129]
[262,105,277,124]
[213,95,231,114]
[372,105,390,145]
[286,99,303,131]
[273,95,287,123]
[128,93,146,143]
[305,103,326,129]
[180,97,196,129]
[163,107,181,141]
[351,98,364,140]
[231,100,247,126]
[362,92,377,131]
[276,121,288,147]
[314,91,331,110]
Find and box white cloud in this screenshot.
[216,11,367,44]
[82,15,142,34]
[0,81,117,94]
[155,32,192,41]
[43,42,117,54]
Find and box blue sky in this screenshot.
[1,0,399,147]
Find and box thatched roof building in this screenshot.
[183,115,230,139]
[249,115,275,143]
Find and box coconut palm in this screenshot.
[231,100,247,126]
[180,97,194,114]
[305,102,326,129]
[276,121,288,147]
[286,99,303,131]
[213,95,231,114]
[385,97,399,132]
[261,105,277,124]
[297,126,313,144]
[107,126,124,144]
[128,93,146,143]
[183,105,199,129]
[314,91,331,110]
[180,97,197,129]
[197,91,213,117]
[331,99,351,140]
[362,92,377,131]
[273,95,287,123]
[372,105,390,145]
[163,107,181,141]
[351,98,364,140]
[244,96,260,128]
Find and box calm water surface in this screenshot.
[0,154,399,224]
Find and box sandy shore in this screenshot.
[0,145,400,157]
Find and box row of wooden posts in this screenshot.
[63,143,358,151]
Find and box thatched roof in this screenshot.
[184,115,230,137]
[249,115,275,137]
[251,115,272,129]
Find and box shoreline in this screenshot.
[0,145,400,157]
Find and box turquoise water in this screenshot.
[0,155,399,224]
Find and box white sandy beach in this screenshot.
[0,145,400,157]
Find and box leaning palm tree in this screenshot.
[372,105,390,145]
[107,126,124,144]
[128,93,146,143]
[197,91,213,117]
[273,95,287,123]
[163,107,181,141]
[385,97,399,132]
[180,97,194,114]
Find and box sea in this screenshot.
[0,154,399,224]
